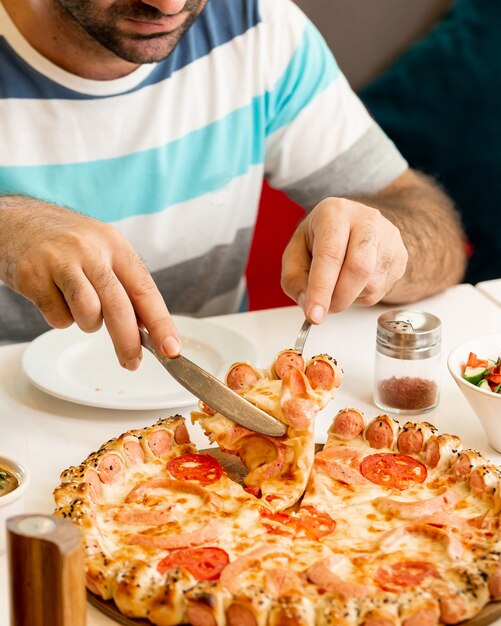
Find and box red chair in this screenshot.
[246,182,304,310]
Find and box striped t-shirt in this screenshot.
[0,0,407,342]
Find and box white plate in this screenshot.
[22,316,257,410]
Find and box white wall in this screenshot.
[295,0,454,89]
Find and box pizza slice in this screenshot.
[54,415,314,625]
[191,349,343,511]
[292,407,501,625]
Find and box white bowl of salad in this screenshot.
[448,334,501,452]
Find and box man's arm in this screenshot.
[281,168,467,324]
[0,195,181,368]
[357,169,467,303]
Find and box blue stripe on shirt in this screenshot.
[0,19,340,222]
[0,98,267,221]
[266,21,339,135]
[0,0,261,100]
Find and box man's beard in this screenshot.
[54,0,206,63]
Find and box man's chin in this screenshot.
[104,34,182,64]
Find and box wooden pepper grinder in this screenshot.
[7,514,86,626]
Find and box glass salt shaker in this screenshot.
[374,310,441,415]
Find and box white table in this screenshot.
[476,279,501,307]
[1,283,501,626]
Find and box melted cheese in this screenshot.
[55,406,501,626]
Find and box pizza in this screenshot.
[53,348,501,626]
[192,349,343,511]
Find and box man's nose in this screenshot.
[141,0,187,15]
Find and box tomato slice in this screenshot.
[486,374,501,385]
[376,560,438,592]
[467,351,479,367]
[165,453,225,485]
[157,547,229,580]
[297,505,336,540]
[360,453,427,490]
[261,509,296,535]
[466,352,489,368]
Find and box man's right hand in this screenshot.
[0,197,179,369]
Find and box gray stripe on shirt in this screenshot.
[283,123,408,210]
[152,227,252,314]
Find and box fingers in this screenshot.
[281,198,408,321]
[3,203,180,369]
[282,200,351,322]
[30,282,74,329]
[44,257,140,369]
[77,245,181,369]
[54,257,178,370]
[15,227,177,370]
[305,216,351,320]
[281,216,341,324]
[53,264,103,332]
[15,259,74,329]
[84,261,144,370]
[323,221,379,312]
[115,251,180,359]
[354,242,407,306]
[281,228,311,306]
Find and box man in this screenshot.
[0,0,466,370]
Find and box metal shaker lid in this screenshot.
[376,310,441,358]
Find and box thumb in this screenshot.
[280,228,311,305]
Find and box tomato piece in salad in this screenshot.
[462,352,501,394]
[466,352,489,368]
[486,374,501,385]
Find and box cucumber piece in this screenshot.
[463,366,487,385]
[478,379,491,391]
[487,359,497,369]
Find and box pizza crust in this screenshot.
[54,351,501,626]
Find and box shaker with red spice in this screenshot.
[374,310,441,415]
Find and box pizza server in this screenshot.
[138,327,287,437]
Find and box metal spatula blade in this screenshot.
[139,328,287,437]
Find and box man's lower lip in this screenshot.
[123,15,186,34]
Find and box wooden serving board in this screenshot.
[88,447,501,626]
